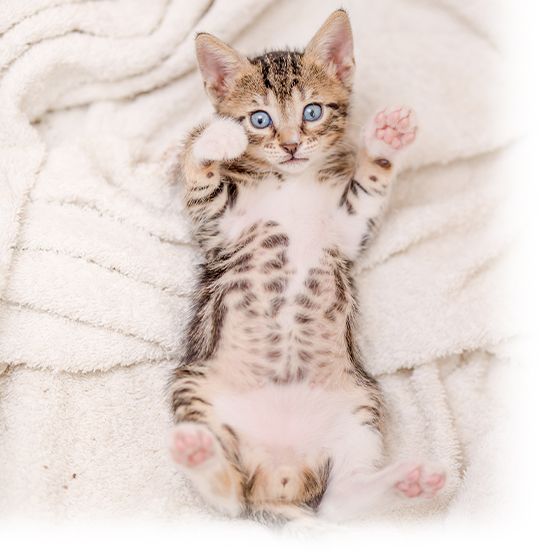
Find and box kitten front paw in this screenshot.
[363,106,417,158]
[193,117,248,163]
[393,462,446,499]
[170,422,217,468]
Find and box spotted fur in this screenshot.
[169,10,426,522]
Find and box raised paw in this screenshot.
[364,106,417,157]
[192,117,248,163]
[170,423,216,468]
[394,463,446,499]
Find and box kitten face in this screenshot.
[219,52,350,174]
[195,10,354,175]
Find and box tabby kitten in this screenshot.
[169,10,445,521]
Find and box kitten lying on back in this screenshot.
[169,10,445,521]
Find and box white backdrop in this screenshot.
[0,0,532,536]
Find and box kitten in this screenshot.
[169,10,445,522]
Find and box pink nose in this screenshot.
[281,143,299,155]
[281,477,289,486]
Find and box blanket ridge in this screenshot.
[0,0,515,521]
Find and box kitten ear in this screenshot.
[195,33,250,104]
[304,10,354,87]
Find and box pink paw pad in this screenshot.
[371,106,417,150]
[395,465,446,499]
[425,473,446,493]
[171,424,215,468]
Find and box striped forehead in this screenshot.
[250,50,304,105]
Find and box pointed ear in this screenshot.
[195,33,250,104]
[304,10,354,87]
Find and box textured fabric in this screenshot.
[0,0,515,522]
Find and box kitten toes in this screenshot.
[193,117,248,163]
[170,422,217,468]
[393,462,446,499]
[364,106,418,158]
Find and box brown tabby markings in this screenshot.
[170,10,405,518]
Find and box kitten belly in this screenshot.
[214,256,350,385]
[213,383,360,454]
[211,172,355,384]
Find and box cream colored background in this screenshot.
[0,0,527,532]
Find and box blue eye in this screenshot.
[303,103,322,122]
[250,111,272,129]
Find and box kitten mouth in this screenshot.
[280,156,309,165]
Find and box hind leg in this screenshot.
[317,380,445,521]
[170,422,243,516]
[319,431,447,522]
[170,364,244,516]
[318,419,385,521]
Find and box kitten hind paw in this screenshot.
[394,463,446,499]
[170,422,216,468]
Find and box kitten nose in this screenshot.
[281,477,289,487]
[281,143,299,155]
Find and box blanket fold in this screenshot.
[0,0,515,521]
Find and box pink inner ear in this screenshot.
[333,55,353,83]
[199,49,229,94]
[197,42,242,100]
[314,21,353,84]
[330,30,353,81]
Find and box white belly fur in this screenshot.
[219,171,341,296]
[213,383,360,455]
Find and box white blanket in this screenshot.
[0,0,516,521]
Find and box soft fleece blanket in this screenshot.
[0,0,517,522]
